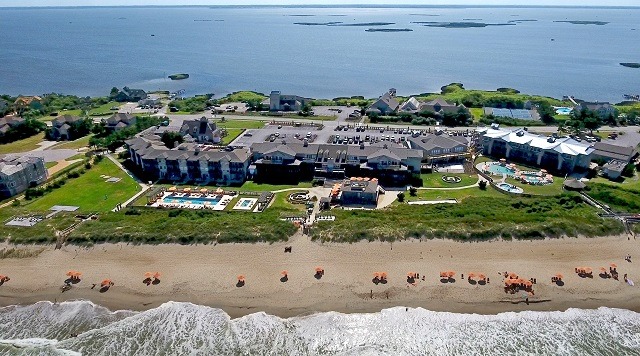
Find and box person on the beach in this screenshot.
[91,284,96,289]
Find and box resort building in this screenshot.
[0,156,48,198]
[125,135,251,185]
[0,115,25,137]
[105,113,137,132]
[114,87,147,102]
[179,117,221,144]
[578,102,616,119]
[479,127,594,172]
[592,142,638,180]
[340,178,379,206]
[250,141,422,185]
[367,90,400,115]
[269,91,310,112]
[49,115,83,140]
[408,135,469,164]
[138,98,162,108]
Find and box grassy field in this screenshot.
[221,128,244,144]
[217,119,267,129]
[219,91,267,103]
[586,182,640,213]
[0,133,45,154]
[312,194,623,242]
[406,185,502,202]
[88,102,121,116]
[469,108,484,121]
[50,135,92,150]
[45,162,58,169]
[21,159,140,213]
[504,176,565,196]
[419,173,478,188]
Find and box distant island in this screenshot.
[365,28,413,32]
[168,73,189,80]
[620,63,640,69]
[412,21,515,28]
[554,20,609,26]
[294,22,394,27]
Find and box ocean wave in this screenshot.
[0,301,639,355]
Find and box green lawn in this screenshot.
[45,162,57,169]
[231,181,313,192]
[88,102,121,116]
[217,119,267,129]
[0,133,45,154]
[470,108,484,121]
[406,186,502,202]
[21,158,141,213]
[221,128,244,144]
[589,176,640,191]
[419,173,478,188]
[50,135,92,150]
[504,176,565,196]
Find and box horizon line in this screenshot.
[1,4,640,9]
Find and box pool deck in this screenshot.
[150,192,234,211]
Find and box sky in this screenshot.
[1,1,638,7]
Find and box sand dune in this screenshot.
[0,233,639,318]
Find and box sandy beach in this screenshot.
[1,233,639,318]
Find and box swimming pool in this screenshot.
[486,164,516,176]
[555,107,573,115]
[162,196,222,206]
[498,183,524,194]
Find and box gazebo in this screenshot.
[563,179,586,191]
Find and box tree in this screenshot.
[479,180,488,190]
[622,163,636,178]
[584,116,600,133]
[109,87,119,98]
[537,101,556,124]
[161,131,184,149]
[397,192,405,202]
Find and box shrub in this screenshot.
[397,192,405,202]
[478,180,487,190]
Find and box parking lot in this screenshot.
[311,106,362,122]
[230,122,472,148]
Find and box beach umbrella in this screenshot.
[237,275,245,282]
[407,272,416,278]
[504,279,513,286]
[101,279,113,287]
[599,267,607,273]
[153,272,161,279]
[447,271,456,278]
[540,169,547,173]
[373,272,381,278]
[168,186,177,191]
[215,188,224,194]
[281,270,288,276]
[350,177,357,181]
[440,271,448,278]
[523,280,533,287]
[468,273,476,279]
[144,272,154,279]
[315,267,324,273]
[610,263,618,269]
[500,158,506,162]
[508,272,518,279]
[183,187,192,192]
[478,273,486,281]
[380,272,388,279]
[583,267,593,274]
[554,273,563,280]
[200,188,208,193]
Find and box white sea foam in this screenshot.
[0,301,639,355]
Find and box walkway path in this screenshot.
[105,154,149,212]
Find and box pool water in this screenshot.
[163,196,222,206]
[498,183,523,194]
[486,165,516,175]
[555,107,573,115]
[240,200,252,207]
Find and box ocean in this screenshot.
[0,301,639,355]
[0,6,639,102]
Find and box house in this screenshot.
[340,178,379,207]
[419,98,466,115]
[399,97,421,112]
[578,102,616,119]
[50,115,83,140]
[0,156,48,198]
[105,113,137,132]
[0,115,25,137]
[13,96,42,112]
[114,87,147,102]
[269,91,309,112]
[126,135,251,185]
[408,135,469,163]
[592,142,638,165]
[479,127,595,173]
[367,90,399,115]
[179,117,221,144]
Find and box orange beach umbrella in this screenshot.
[440,271,448,278]
[315,267,324,273]
[468,273,476,279]
[610,263,618,269]
[554,273,563,280]
[478,273,486,280]
[281,270,288,276]
[508,272,518,279]
[144,272,154,279]
[447,271,456,278]
[101,279,113,287]
[237,275,245,281]
[153,272,161,279]
[583,267,593,274]
[380,272,388,279]
[599,267,607,273]
[373,272,381,278]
